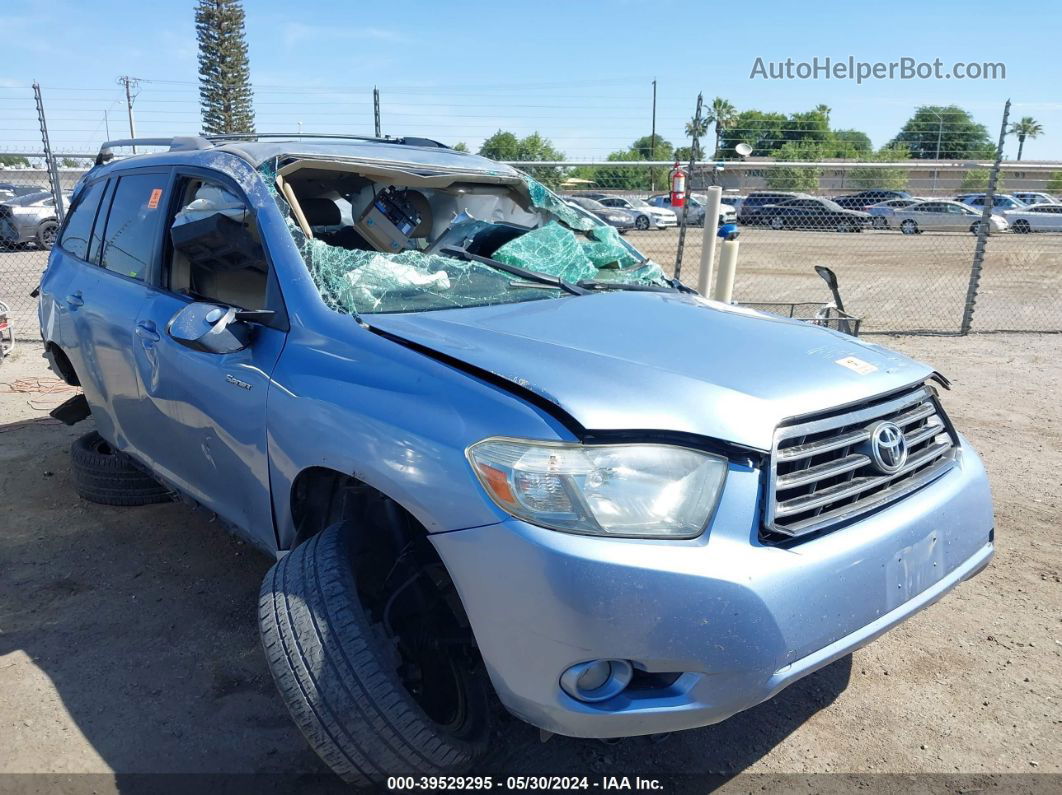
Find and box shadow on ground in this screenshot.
[0,417,851,792]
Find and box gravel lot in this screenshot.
[0,333,1058,791]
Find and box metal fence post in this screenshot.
[33,82,65,225]
[674,93,703,280]
[961,99,1010,335]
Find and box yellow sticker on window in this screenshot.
[147,188,163,209]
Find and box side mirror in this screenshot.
[167,302,255,355]
[814,265,838,290]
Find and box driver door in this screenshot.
[130,169,287,546]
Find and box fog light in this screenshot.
[559,659,633,703]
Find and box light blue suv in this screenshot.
[39,135,994,786]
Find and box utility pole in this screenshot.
[32,82,65,224]
[103,110,110,140]
[650,79,658,192]
[373,86,382,138]
[117,75,140,152]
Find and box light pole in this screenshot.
[928,108,944,193]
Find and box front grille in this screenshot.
[766,383,957,538]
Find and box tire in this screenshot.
[1013,220,1031,234]
[634,214,650,231]
[259,521,490,786]
[70,431,171,506]
[970,221,988,236]
[769,215,786,230]
[835,220,853,233]
[872,217,888,229]
[36,220,58,250]
[900,219,918,235]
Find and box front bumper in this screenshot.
[432,437,994,738]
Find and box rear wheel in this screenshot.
[900,219,919,235]
[260,516,490,786]
[1013,219,1031,234]
[835,219,854,233]
[36,220,58,250]
[70,431,171,506]
[769,215,786,230]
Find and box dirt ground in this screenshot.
[0,335,1059,791]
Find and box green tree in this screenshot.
[766,141,823,192]
[815,104,832,125]
[719,110,787,156]
[889,106,994,159]
[704,97,736,159]
[195,0,255,135]
[0,155,30,167]
[1047,172,1062,193]
[784,110,832,146]
[847,144,910,190]
[829,129,873,158]
[629,134,673,161]
[479,130,564,186]
[1008,116,1043,161]
[451,141,469,152]
[958,168,1005,192]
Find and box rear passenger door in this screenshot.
[130,168,287,543]
[70,168,172,451]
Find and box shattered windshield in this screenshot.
[260,160,669,316]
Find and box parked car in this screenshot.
[719,194,746,215]
[645,193,737,226]
[865,198,923,229]
[1002,202,1062,233]
[1011,191,1057,206]
[40,134,995,787]
[564,196,636,231]
[0,182,46,201]
[738,191,810,223]
[832,189,912,211]
[954,193,1027,216]
[895,200,1008,235]
[0,190,70,249]
[595,195,677,230]
[754,197,871,232]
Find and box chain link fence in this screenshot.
[522,156,1062,334]
[1,93,1060,337]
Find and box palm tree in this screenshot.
[815,104,832,125]
[683,115,709,161]
[702,97,736,159]
[1008,116,1043,161]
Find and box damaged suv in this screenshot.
[39,135,994,786]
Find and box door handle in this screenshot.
[65,291,84,309]
[135,321,161,345]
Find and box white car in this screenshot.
[1002,202,1062,233]
[1011,191,1057,206]
[596,195,677,230]
[955,193,1027,216]
[865,198,924,229]
[895,200,1008,235]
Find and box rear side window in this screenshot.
[100,173,167,281]
[58,180,106,261]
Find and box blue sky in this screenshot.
[2,0,1060,160]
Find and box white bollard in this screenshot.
[712,238,740,303]
[697,186,723,296]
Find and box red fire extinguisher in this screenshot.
[669,161,687,208]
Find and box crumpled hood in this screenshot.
[367,291,932,451]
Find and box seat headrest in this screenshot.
[300,197,342,227]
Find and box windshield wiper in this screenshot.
[440,247,588,296]
[575,280,679,292]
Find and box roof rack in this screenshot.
[95,136,213,165]
[204,132,451,149]
[94,132,453,166]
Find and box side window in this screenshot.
[100,173,168,281]
[166,176,267,311]
[58,180,106,261]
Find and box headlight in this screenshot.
[466,438,727,538]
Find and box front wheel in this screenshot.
[259,521,490,786]
[769,215,786,230]
[1012,220,1031,234]
[634,214,650,231]
[900,219,919,235]
[872,217,888,229]
[36,220,58,250]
